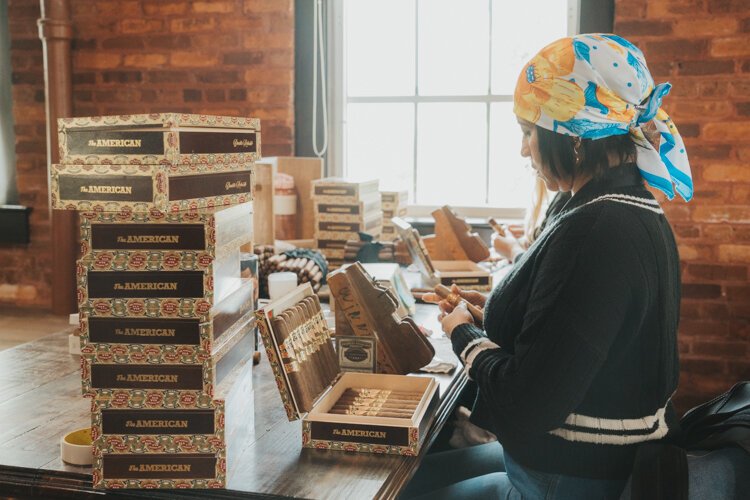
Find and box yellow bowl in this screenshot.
[60,427,93,466]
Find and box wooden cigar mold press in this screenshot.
[392,217,492,292]
[328,262,433,374]
[422,206,489,263]
[91,346,254,489]
[257,283,439,454]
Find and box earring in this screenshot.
[573,138,582,166]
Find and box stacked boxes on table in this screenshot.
[380,191,408,242]
[52,113,261,489]
[312,178,382,270]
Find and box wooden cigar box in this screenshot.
[92,346,254,489]
[392,217,491,292]
[314,226,382,243]
[79,277,255,358]
[82,312,253,399]
[80,202,253,257]
[257,283,439,455]
[58,113,260,166]
[311,178,380,204]
[52,162,253,213]
[382,207,407,220]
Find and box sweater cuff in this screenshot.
[451,323,487,358]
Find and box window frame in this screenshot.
[327,0,580,219]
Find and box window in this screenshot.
[0,1,18,205]
[329,0,579,216]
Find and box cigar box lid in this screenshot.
[391,217,436,279]
[58,113,260,132]
[256,283,340,421]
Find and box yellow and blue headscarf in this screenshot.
[514,33,693,202]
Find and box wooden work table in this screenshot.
[0,303,467,499]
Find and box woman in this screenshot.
[406,34,693,499]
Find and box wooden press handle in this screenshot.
[434,284,484,326]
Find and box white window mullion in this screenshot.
[413,0,420,204]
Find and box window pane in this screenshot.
[346,103,415,193]
[488,102,534,208]
[346,0,416,96]
[418,0,489,96]
[491,0,569,94]
[416,103,487,205]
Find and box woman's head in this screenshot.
[513,34,693,201]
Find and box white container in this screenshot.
[60,427,93,466]
[267,272,298,301]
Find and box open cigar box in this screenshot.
[256,283,440,455]
[91,336,255,489]
[58,113,260,166]
[392,217,492,292]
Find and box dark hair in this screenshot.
[535,126,637,183]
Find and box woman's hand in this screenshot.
[423,284,487,313]
[492,224,525,262]
[438,301,473,338]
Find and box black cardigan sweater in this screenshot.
[451,165,681,480]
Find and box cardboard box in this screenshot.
[311,178,379,204]
[52,162,253,213]
[380,190,408,206]
[256,284,439,455]
[91,342,254,489]
[392,218,491,292]
[58,113,260,166]
[80,202,253,257]
[316,212,382,235]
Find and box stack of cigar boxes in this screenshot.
[52,113,261,489]
[312,178,382,269]
[380,191,408,241]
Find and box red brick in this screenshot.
[737,102,750,116]
[615,0,647,19]
[244,0,293,14]
[123,54,167,67]
[688,145,732,159]
[686,263,747,281]
[96,1,141,17]
[616,20,673,36]
[170,17,217,33]
[223,51,265,65]
[101,36,145,50]
[196,71,241,84]
[142,1,188,16]
[121,19,164,34]
[743,60,750,72]
[673,224,700,238]
[712,36,750,57]
[678,243,715,261]
[730,81,750,97]
[693,340,747,358]
[702,162,750,182]
[694,205,750,223]
[708,0,750,13]
[677,122,700,137]
[171,52,221,68]
[680,358,727,376]
[147,71,191,83]
[192,1,236,13]
[727,361,750,379]
[670,99,733,120]
[719,245,750,263]
[674,18,740,36]
[703,121,750,141]
[677,59,735,76]
[682,283,724,299]
[647,0,706,17]
[145,34,192,50]
[644,39,709,61]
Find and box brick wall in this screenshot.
[3,0,294,309]
[615,0,750,412]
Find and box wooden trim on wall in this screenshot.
[39,0,77,314]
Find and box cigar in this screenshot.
[327,408,413,418]
[433,284,484,327]
[271,313,314,411]
[487,217,505,234]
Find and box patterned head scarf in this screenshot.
[514,33,693,202]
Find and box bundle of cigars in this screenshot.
[254,246,328,297]
[53,113,261,489]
